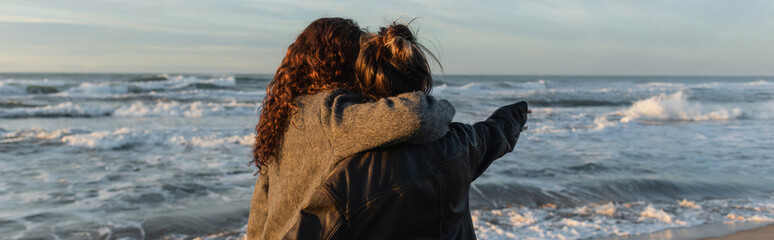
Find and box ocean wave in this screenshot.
[435,80,548,92]
[469,177,763,209]
[129,75,168,82]
[0,75,241,97]
[518,92,774,134]
[66,82,131,95]
[0,101,41,109]
[472,197,774,240]
[0,79,71,95]
[65,131,252,150]
[25,84,61,94]
[2,127,253,150]
[747,79,773,86]
[638,82,686,88]
[0,102,113,118]
[619,91,743,122]
[527,99,630,107]
[170,134,253,147]
[126,75,237,93]
[113,100,256,117]
[57,75,239,97]
[152,196,774,239]
[634,80,773,91]
[433,82,641,108]
[62,128,152,150]
[0,84,27,95]
[0,101,258,118]
[433,80,774,110]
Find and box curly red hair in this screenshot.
[252,18,365,171]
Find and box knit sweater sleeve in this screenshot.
[320,89,455,160]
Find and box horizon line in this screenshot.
[1,71,773,78]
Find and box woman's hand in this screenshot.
[490,101,529,130]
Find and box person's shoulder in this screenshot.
[296,89,356,105]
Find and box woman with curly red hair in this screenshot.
[246,18,455,239]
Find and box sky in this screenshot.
[0,0,773,75]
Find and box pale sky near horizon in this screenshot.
[1,0,773,75]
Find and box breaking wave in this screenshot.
[0,102,113,118]
[0,101,258,118]
[3,127,253,150]
[619,91,747,123]
[0,75,242,97]
[472,197,774,240]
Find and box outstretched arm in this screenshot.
[321,89,455,160]
[457,101,529,180]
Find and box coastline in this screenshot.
[702,224,774,240]
[592,222,774,240]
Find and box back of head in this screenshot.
[253,17,365,171]
[356,22,438,101]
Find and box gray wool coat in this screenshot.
[247,89,455,239]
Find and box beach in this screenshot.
[595,222,774,240]
[2,73,772,239]
[704,224,774,240]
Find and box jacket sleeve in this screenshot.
[461,101,528,180]
[321,90,455,160]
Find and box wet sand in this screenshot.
[702,224,774,240]
[593,222,773,240]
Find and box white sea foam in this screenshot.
[61,128,156,150]
[130,75,236,91]
[639,205,674,223]
[1,75,241,98]
[639,82,685,88]
[596,202,617,216]
[113,100,256,117]
[472,198,774,240]
[679,199,701,209]
[620,91,743,122]
[434,81,547,95]
[522,80,549,89]
[65,82,129,95]
[0,102,113,118]
[1,127,75,144]
[592,116,616,130]
[170,134,253,147]
[0,101,257,118]
[0,78,68,89]
[3,127,254,150]
[747,80,772,86]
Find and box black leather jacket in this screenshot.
[284,102,528,240]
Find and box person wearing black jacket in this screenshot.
[287,101,528,239]
[281,23,530,239]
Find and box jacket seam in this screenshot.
[321,185,351,239]
[321,185,349,219]
[322,216,345,240]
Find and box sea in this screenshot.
[1,73,772,239]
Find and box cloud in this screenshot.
[0,14,79,24]
[1,0,773,74]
